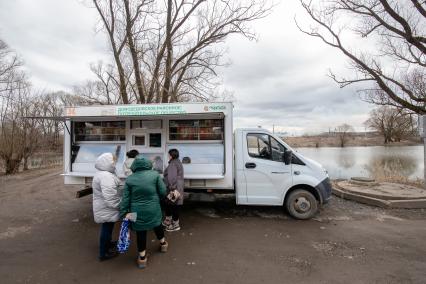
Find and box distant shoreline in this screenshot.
[281,134,422,148]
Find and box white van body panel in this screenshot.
[234,129,247,205]
[292,157,328,183]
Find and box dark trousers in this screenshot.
[99,222,115,257]
[165,204,180,221]
[136,225,165,252]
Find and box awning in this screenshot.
[24,116,68,121]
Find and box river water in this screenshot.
[295,145,424,180]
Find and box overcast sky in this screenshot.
[0,0,373,135]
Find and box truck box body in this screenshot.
[63,102,233,190]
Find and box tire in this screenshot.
[285,189,318,220]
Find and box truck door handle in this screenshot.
[245,162,256,169]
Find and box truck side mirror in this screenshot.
[283,150,292,165]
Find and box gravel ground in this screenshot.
[1,168,426,284]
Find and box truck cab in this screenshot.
[234,128,332,219]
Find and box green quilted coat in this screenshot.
[120,157,166,231]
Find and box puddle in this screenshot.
[195,208,220,218]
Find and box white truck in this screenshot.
[60,102,331,219]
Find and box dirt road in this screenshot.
[1,169,426,284]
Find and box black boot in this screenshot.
[99,250,118,262]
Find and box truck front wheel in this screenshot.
[285,189,318,220]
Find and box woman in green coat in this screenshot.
[120,156,168,269]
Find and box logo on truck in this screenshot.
[204,105,226,111]
[65,108,76,116]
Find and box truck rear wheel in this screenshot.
[285,189,318,220]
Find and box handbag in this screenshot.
[166,189,181,204]
[117,219,131,253]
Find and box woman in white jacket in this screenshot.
[92,153,122,261]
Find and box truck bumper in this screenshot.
[316,177,332,204]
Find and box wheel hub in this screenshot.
[294,197,311,213]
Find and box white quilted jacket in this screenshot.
[92,153,122,223]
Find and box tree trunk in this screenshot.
[147,46,167,103]
[340,137,344,147]
[54,122,59,147]
[23,156,29,171]
[161,0,173,103]
[124,0,145,104]
[92,0,129,104]
[115,56,129,104]
[5,158,21,174]
[384,134,389,144]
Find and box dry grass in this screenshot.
[366,159,424,188]
[283,134,421,148]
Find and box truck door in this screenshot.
[243,132,292,205]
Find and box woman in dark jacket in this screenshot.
[120,156,168,269]
[162,149,184,232]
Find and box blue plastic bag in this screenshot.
[117,219,131,253]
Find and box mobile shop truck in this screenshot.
[61,102,331,219]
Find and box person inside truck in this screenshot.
[92,153,123,261]
[151,155,164,174]
[162,148,184,232]
[259,146,271,159]
[123,149,139,177]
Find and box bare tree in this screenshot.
[0,87,83,174]
[365,106,416,143]
[89,0,272,104]
[296,0,426,114]
[0,74,42,174]
[0,39,77,173]
[37,92,71,148]
[72,81,120,106]
[0,39,22,93]
[123,0,154,103]
[21,94,45,170]
[92,0,130,104]
[336,123,354,147]
[0,41,27,173]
